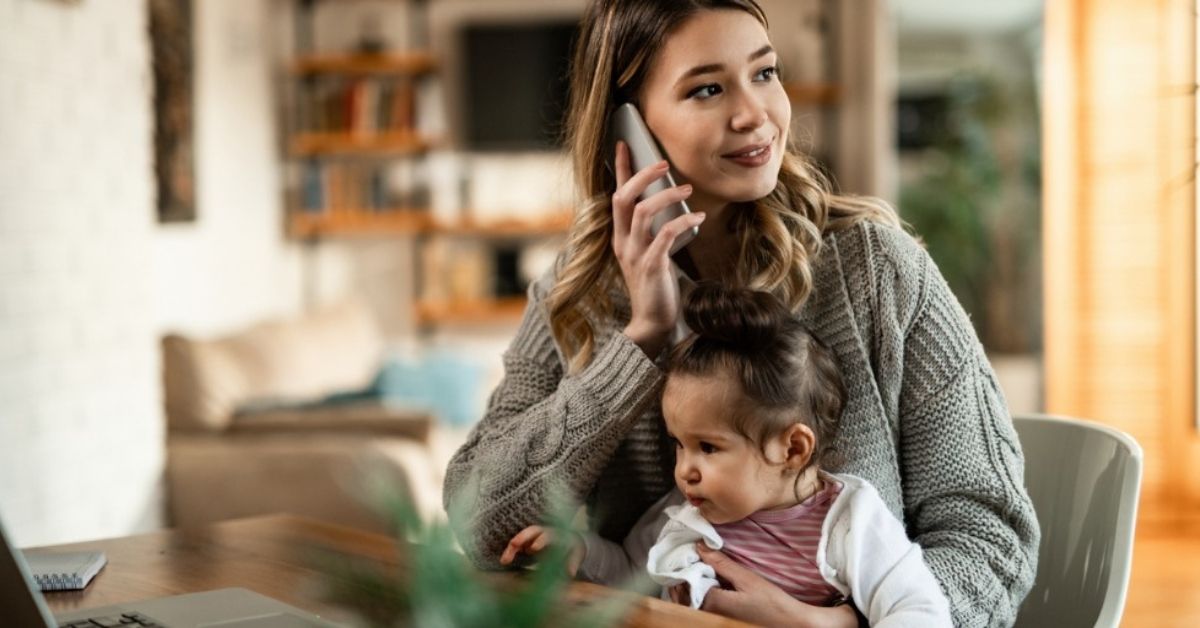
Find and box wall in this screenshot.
[0,0,162,547]
[0,0,382,547]
[154,0,305,335]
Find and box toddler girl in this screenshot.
[502,283,951,626]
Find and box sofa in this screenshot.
[161,300,457,533]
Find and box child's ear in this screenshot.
[781,423,816,470]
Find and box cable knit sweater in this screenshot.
[443,221,1039,627]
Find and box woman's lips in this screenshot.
[723,142,772,167]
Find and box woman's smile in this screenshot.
[722,136,774,167]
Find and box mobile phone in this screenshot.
[608,103,698,255]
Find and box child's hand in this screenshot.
[499,525,584,577]
[668,583,692,607]
[694,543,857,628]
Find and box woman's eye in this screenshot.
[755,65,780,82]
[700,442,717,454]
[687,84,722,100]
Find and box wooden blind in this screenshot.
[1044,0,1197,523]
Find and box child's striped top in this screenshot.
[712,477,844,606]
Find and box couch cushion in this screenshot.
[163,300,384,431]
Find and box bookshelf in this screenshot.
[284,1,569,327]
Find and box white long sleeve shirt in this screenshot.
[577,473,952,627]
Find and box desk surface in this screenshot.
[31,514,750,628]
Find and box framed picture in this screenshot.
[149,0,195,223]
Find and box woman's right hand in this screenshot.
[611,141,706,360]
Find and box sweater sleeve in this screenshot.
[894,242,1040,627]
[442,276,666,569]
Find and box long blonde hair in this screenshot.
[549,0,900,374]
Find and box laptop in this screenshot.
[1,518,341,628]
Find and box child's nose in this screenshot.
[676,460,701,484]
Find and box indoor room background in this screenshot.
[0,0,1196,624]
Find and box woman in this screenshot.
[443,1,1039,626]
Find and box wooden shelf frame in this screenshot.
[290,52,438,76]
[414,297,529,325]
[289,130,439,157]
[783,82,841,106]
[288,209,573,239]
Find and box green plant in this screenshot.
[313,476,631,628]
[899,72,1042,353]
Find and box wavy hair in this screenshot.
[549,0,900,373]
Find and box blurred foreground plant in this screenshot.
[312,469,631,628]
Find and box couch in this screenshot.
[161,300,456,533]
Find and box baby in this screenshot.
[502,283,951,626]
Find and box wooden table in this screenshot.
[31,514,751,627]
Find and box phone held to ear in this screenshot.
[609,103,699,255]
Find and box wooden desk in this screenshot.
[32,514,750,628]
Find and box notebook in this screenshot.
[21,550,106,591]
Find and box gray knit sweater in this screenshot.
[443,221,1039,627]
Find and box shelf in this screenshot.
[415,297,529,325]
[783,82,841,106]
[290,210,430,237]
[289,209,573,238]
[291,52,437,76]
[290,131,437,157]
[429,213,573,237]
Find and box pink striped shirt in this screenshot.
[712,477,844,606]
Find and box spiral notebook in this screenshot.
[21,550,106,591]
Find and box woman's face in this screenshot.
[638,9,791,214]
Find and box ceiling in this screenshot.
[893,0,1044,33]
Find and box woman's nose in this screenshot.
[730,90,768,132]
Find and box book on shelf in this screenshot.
[22,550,107,591]
[301,76,418,135]
[298,162,421,215]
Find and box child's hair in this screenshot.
[666,282,846,470]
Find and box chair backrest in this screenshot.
[1011,414,1143,628]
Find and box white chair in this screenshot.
[1011,414,1143,628]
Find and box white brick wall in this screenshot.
[0,0,162,546]
[153,0,307,335]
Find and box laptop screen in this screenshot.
[0,518,54,628]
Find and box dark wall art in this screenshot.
[149,0,196,223]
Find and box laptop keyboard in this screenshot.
[59,611,166,628]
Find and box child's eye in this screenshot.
[687,84,722,100]
[755,65,780,82]
[671,437,682,449]
[700,442,717,454]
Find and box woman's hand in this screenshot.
[690,543,858,628]
[498,525,584,577]
[611,141,706,360]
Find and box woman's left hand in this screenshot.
[691,543,858,628]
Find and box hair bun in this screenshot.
[682,282,791,353]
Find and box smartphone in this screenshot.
[608,103,698,255]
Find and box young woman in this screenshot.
[444,1,1039,626]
